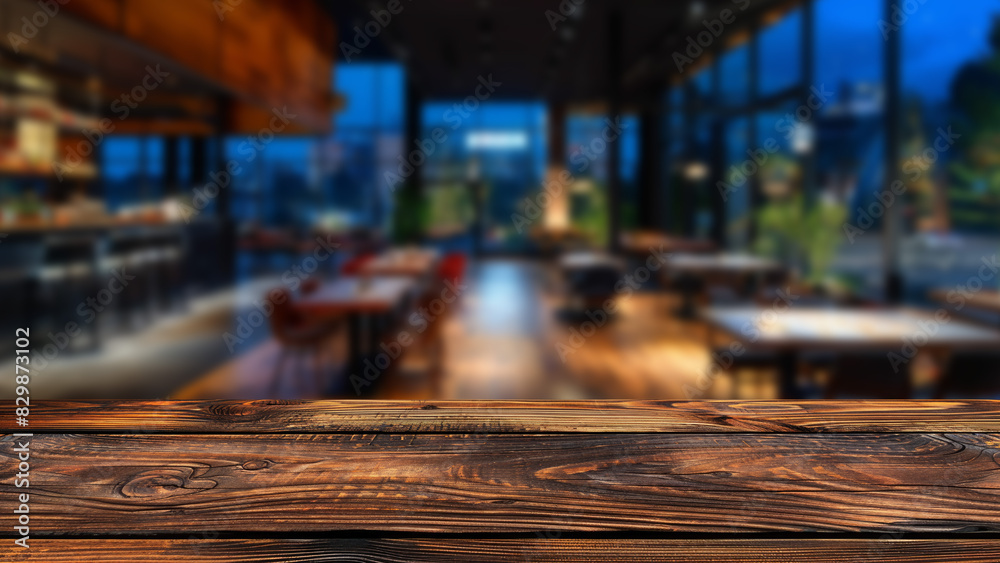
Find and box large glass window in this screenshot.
[760,8,801,94]
[723,117,750,249]
[810,0,885,294]
[719,43,750,108]
[102,136,164,211]
[224,63,405,231]
[902,0,999,236]
[330,64,404,231]
[422,101,547,251]
[663,87,687,233]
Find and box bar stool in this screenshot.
[149,228,187,313]
[102,230,155,330]
[0,240,37,357]
[37,234,100,351]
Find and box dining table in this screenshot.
[666,253,785,317]
[930,288,1000,324]
[558,250,626,272]
[620,230,717,256]
[701,306,1000,398]
[359,248,441,278]
[297,275,418,391]
[557,251,626,311]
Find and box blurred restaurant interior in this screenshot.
[3,0,1000,401]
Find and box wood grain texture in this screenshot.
[9,538,1000,562]
[3,432,1000,535]
[8,400,1000,434]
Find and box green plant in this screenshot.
[569,179,608,246]
[753,193,846,284]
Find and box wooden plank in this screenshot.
[4,432,1000,534]
[10,400,1000,434]
[219,0,278,107]
[13,538,1000,562]
[122,0,221,80]
[110,118,215,136]
[62,0,123,31]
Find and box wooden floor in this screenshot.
[175,259,767,401]
[6,400,1000,561]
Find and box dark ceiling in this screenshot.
[320,0,786,105]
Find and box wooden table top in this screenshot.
[3,400,1000,560]
[559,251,625,271]
[620,231,717,254]
[666,253,783,274]
[703,306,1000,350]
[297,276,416,314]
[360,248,440,277]
[931,288,1000,313]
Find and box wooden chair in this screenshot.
[340,252,375,276]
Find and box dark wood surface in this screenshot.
[10,399,1000,433]
[9,432,1000,534]
[12,538,1000,562]
[2,401,999,561]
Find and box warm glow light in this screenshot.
[683,161,709,181]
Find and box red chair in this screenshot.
[340,253,375,276]
[437,253,467,286]
[393,253,467,391]
[267,287,342,396]
[300,276,321,296]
